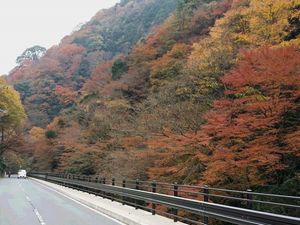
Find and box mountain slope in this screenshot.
[8,0,300,204]
[9,0,177,127]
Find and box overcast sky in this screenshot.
[0,0,120,75]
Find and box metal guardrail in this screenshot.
[29,173,300,225]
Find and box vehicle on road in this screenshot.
[18,169,27,179]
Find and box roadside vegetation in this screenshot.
[0,77,25,175]
[5,0,300,202]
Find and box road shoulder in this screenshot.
[31,178,185,225]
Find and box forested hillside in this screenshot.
[8,0,300,197]
[9,0,177,127]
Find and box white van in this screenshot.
[18,169,27,179]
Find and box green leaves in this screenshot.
[112,59,128,80]
[16,45,46,65]
[45,130,58,139]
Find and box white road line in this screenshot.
[34,208,46,225]
[18,182,47,225]
[32,180,126,225]
[26,196,31,202]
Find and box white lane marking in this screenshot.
[32,179,125,225]
[18,182,47,225]
[26,196,31,202]
[34,208,46,225]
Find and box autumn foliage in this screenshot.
[201,46,300,187]
[6,0,300,198]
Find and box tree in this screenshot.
[175,0,205,32]
[0,77,25,174]
[248,0,300,45]
[45,130,58,139]
[201,46,300,188]
[112,59,128,80]
[16,45,46,65]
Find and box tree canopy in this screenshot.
[0,77,26,174]
[16,45,46,65]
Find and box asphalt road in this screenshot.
[0,176,123,225]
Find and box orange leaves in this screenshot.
[57,44,85,57]
[55,85,78,106]
[150,43,191,82]
[201,46,300,186]
[223,46,300,88]
[82,61,113,94]
[146,45,300,187]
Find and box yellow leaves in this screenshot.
[248,0,292,44]
[150,43,191,90]
[0,77,26,128]
[29,127,45,140]
[188,38,236,78]
[184,0,300,101]
[105,99,131,109]
[211,8,249,44]
[280,37,300,47]
[210,0,300,47]
[251,0,288,22]
[150,43,190,78]
[243,0,300,45]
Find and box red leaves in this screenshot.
[222,46,300,88]
[55,85,78,106]
[82,61,113,94]
[146,46,300,187]
[57,44,85,57]
[201,46,300,187]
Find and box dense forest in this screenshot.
[1,0,300,199]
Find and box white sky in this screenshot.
[0,0,120,75]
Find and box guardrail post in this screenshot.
[111,178,116,202]
[89,176,92,182]
[98,177,104,197]
[95,176,98,183]
[173,183,178,222]
[136,179,140,190]
[45,173,48,181]
[122,179,126,205]
[246,189,253,209]
[103,177,106,184]
[135,179,140,209]
[203,185,209,224]
[152,181,156,215]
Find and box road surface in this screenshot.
[0,176,123,225]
